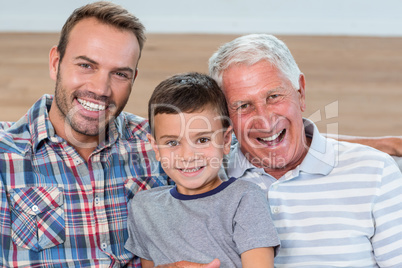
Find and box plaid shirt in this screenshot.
[0,95,168,267]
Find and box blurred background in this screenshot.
[1,0,401,136]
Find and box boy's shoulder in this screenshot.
[229,177,264,191]
[133,185,174,200]
[223,177,266,198]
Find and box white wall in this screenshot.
[1,0,401,36]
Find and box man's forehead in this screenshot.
[66,18,140,66]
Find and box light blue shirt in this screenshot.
[225,118,402,267]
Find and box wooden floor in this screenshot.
[0,33,401,136]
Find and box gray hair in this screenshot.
[208,34,301,90]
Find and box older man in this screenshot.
[208,34,402,267]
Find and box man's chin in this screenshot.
[69,121,105,137]
[70,115,113,134]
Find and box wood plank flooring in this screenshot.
[1,33,401,136]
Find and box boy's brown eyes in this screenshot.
[166,140,179,147]
[198,138,210,144]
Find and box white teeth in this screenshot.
[260,130,284,142]
[181,167,202,173]
[77,98,106,112]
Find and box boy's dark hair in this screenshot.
[148,72,230,135]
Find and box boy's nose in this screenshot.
[179,143,197,161]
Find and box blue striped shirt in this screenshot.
[0,95,168,267]
[226,119,402,267]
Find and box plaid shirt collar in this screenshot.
[26,94,120,154]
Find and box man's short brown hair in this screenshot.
[57,1,146,62]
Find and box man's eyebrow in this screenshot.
[75,56,135,75]
[229,88,283,107]
[75,55,98,65]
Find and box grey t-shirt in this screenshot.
[125,177,280,267]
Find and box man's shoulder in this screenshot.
[0,119,31,155]
[221,178,266,200]
[0,95,50,155]
[330,138,401,171]
[0,121,14,131]
[230,178,261,190]
[334,138,393,158]
[117,112,150,140]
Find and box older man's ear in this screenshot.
[297,73,306,112]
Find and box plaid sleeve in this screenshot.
[0,173,10,267]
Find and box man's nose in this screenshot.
[88,71,112,97]
[252,105,275,130]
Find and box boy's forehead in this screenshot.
[153,110,224,133]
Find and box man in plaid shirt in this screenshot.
[0,2,169,267]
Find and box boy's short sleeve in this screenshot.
[124,194,152,260]
[232,182,280,255]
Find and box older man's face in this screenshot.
[222,60,308,177]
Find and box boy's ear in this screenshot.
[223,126,233,155]
[146,133,160,161]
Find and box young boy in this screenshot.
[125,72,280,268]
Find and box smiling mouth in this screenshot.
[180,167,202,172]
[77,98,106,112]
[177,166,206,174]
[257,129,286,145]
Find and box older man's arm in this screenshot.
[155,259,220,268]
[325,134,402,156]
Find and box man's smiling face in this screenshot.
[222,60,309,178]
[49,17,140,140]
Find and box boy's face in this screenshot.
[148,107,232,195]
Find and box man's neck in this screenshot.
[49,104,100,161]
[56,126,99,161]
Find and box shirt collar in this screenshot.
[226,118,335,179]
[227,143,265,179]
[28,94,56,151]
[28,94,120,153]
[299,118,335,175]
